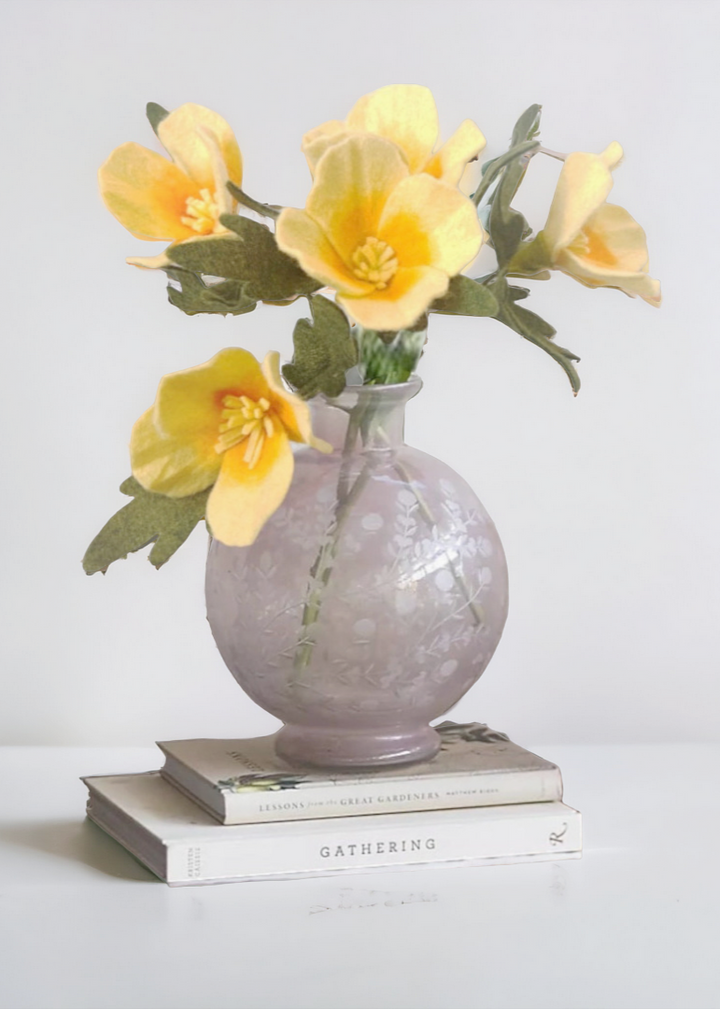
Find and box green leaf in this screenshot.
[226,181,280,221]
[146,102,169,136]
[491,281,581,395]
[165,268,257,317]
[473,139,539,208]
[499,300,557,339]
[506,231,552,277]
[485,105,543,267]
[167,217,321,303]
[282,295,357,398]
[82,478,211,575]
[475,103,541,205]
[511,104,542,147]
[481,154,501,178]
[168,214,320,300]
[489,157,532,268]
[430,275,498,317]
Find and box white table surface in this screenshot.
[0,744,718,1009]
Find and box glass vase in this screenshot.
[205,377,509,768]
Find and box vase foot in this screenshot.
[275,724,441,769]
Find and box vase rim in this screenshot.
[322,374,423,402]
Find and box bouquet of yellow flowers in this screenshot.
[84,84,660,569]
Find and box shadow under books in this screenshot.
[0,818,158,882]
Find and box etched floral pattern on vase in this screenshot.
[206,377,509,768]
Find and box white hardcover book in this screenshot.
[158,722,563,825]
[83,771,581,887]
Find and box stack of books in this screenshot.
[82,721,581,886]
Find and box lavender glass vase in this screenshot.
[205,377,509,769]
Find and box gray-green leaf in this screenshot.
[506,231,552,277]
[283,295,357,399]
[491,282,581,395]
[430,275,498,317]
[489,157,531,268]
[487,104,543,267]
[83,477,211,574]
[167,216,321,303]
[511,104,542,147]
[165,268,257,317]
[146,102,170,136]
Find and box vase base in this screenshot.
[275,724,441,770]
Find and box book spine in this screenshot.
[165,806,581,884]
[217,766,563,824]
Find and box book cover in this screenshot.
[83,771,581,886]
[158,722,563,825]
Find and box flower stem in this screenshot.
[292,399,375,677]
[290,396,485,680]
[225,181,281,220]
[472,140,540,207]
[391,460,484,628]
[538,146,567,162]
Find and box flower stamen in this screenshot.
[215,394,274,467]
[351,236,399,290]
[569,226,618,267]
[181,188,223,235]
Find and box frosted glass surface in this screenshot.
[207,385,508,766]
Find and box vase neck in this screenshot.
[310,377,422,453]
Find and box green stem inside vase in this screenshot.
[291,388,484,680]
[292,398,378,678]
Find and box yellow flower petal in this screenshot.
[559,255,662,305]
[303,86,483,187]
[556,203,661,305]
[98,142,199,241]
[157,103,242,192]
[261,352,332,452]
[126,251,172,270]
[346,84,439,174]
[543,144,623,255]
[301,120,350,175]
[378,174,483,275]
[207,424,294,546]
[275,208,373,296]
[424,119,487,186]
[535,145,659,306]
[130,346,330,538]
[567,203,650,271]
[130,408,220,497]
[305,135,409,263]
[338,265,449,330]
[601,141,624,170]
[193,125,235,219]
[126,234,224,271]
[153,348,269,445]
[280,132,483,329]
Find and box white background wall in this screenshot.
[1,0,717,745]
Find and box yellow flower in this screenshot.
[276,134,484,331]
[130,349,331,547]
[98,103,243,244]
[302,84,486,188]
[530,142,661,306]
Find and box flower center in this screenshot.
[181,188,223,235]
[215,395,274,469]
[568,226,618,267]
[351,236,399,290]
